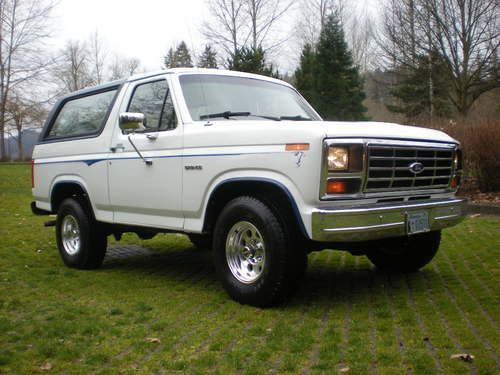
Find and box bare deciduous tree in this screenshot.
[203,0,293,63]
[54,40,93,93]
[244,0,294,52]
[202,0,247,57]
[0,0,56,160]
[379,0,499,117]
[109,54,141,81]
[5,92,45,160]
[88,30,107,85]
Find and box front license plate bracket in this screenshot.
[406,211,430,235]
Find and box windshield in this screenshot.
[179,74,321,122]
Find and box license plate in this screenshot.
[407,212,430,235]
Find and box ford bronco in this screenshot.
[31,68,465,306]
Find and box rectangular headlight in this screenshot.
[328,146,349,171]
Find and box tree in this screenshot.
[54,40,93,93]
[88,30,107,85]
[387,51,453,121]
[203,0,293,63]
[294,44,317,103]
[5,93,45,160]
[244,0,293,51]
[198,45,218,68]
[380,0,499,117]
[227,46,278,77]
[296,15,366,120]
[203,0,247,57]
[0,0,56,160]
[109,55,141,81]
[164,41,193,68]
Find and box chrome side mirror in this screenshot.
[119,112,146,133]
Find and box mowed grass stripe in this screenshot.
[419,270,478,375]
[431,260,500,368]
[443,233,499,328]
[301,251,342,375]
[387,272,437,374]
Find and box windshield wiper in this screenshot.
[200,111,250,120]
[199,111,282,121]
[280,115,312,121]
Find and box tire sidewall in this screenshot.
[56,198,92,268]
[213,197,288,306]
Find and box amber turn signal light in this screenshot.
[325,178,361,195]
[285,143,310,151]
[327,180,347,194]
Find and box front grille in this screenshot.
[365,145,454,192]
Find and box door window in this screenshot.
[127,80,177,131]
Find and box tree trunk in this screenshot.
[17,130,23,161]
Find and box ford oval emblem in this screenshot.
[409,162,425,174]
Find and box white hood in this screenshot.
[318,121,457,144]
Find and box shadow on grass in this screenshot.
[101,244,431,307]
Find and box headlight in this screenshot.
[328,147,349,171]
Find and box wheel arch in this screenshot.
[50,178,94,217]
[202,177,308,239]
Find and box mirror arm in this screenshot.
[127,135,153,166]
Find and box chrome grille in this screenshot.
[365,145,454,192]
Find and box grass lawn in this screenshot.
[0,164,499,374]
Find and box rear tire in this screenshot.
[367,231,441,273]
[56,198,107,269]
[213,196,300,307]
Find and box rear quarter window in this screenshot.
[46,88,117,139]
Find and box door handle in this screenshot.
[146,133,158,141]
[110,144,125,152]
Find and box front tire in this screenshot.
[56,198,107,269]
[213,196,300,307]
[367,231,441,273]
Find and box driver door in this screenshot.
[108,76,183,229]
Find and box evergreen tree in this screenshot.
[294,44,317,108]
[227,46,279,78]
[387,51,453,121]
[164,41,193,68]
[198,45,218,68]
[295,15,366,120]
[314,15,366,120]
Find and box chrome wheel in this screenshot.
[61,215,81,255]
[225,221,266,283]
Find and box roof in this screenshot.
[63,68,293,99]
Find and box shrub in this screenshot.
[429,118,500,192]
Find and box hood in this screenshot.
[317,121,457,144]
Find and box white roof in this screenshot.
[126,68,292,88]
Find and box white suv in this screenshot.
[31,68,465,306]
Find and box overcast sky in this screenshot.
[52,0,207,71]
[51,0,378,73]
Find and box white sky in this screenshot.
[52,0,208,71]
[51,0,379,73]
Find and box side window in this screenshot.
[159,91,177,131]
[47,89,117,139]
[127,80,177,131]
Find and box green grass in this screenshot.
[0,164,499,374]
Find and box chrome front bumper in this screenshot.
[311,198,465,242]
